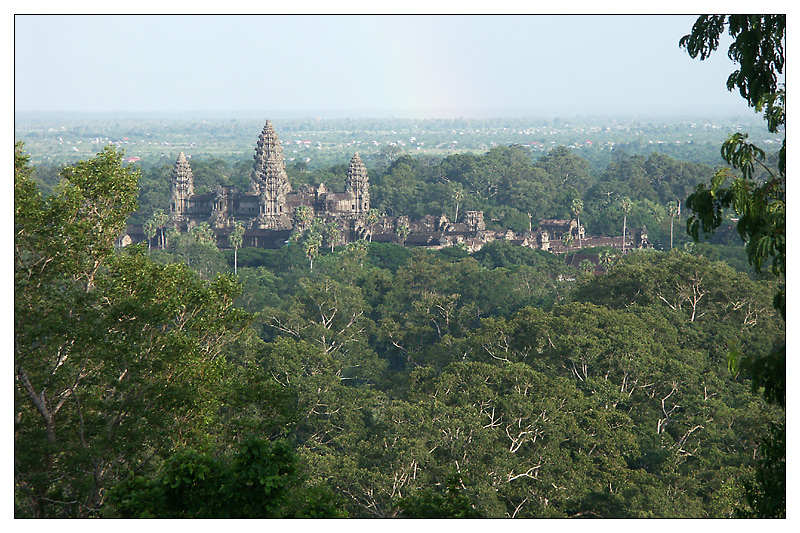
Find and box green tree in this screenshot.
[151,208,169,249]
[598,249,617,272]
[452,184,464,223]
[229,221,245,276]
[324,221,341,253]
[680,14,785,517]
[533,145,595,193]
[343,239,369,268]
[597,153,656,202]
[578,258,594,274]
[681,14,785,302]
[397,474,484,518]
[562,232,574,250]
[190,221,215,245]
[293,204,313,232]
[104,437,345,518]
[264,276,374,360]
[378,143,402,164]
[571,198,584,249]
[14,145,250,517]
[365,208,380,242]
[144,217,157,253]
[620,196,632,253]
[396,221,410,246]
[667,200,678,249]
[736,421,785,518]
[167,222,226,279]
[15,145,139,476]
[303,230,322,271]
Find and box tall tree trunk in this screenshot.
[670,217,674,249]
[622,215,627,253]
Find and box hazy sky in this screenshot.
[14,14,755,118]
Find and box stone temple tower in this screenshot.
[169,152,194,223]
[346,152,370,215]
[250,120,292,228]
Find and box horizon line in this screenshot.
[15,109,760,121]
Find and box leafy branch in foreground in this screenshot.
[681,14,785,518]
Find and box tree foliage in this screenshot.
[104,437,346,518]
[14,144,251,517]
[680,15,785,517]
[681,15,785,404]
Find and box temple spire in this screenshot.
[169,151,194,222]
[346,152,370,214]
[250,120,292,228]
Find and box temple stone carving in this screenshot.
[464,211,486,232]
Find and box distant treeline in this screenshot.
[15,114,780,170]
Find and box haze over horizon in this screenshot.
[15,14,756,120]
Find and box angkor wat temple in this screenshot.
[164,120,371,249]
[119,119,652,254]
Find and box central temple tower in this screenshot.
[250,120,292,229]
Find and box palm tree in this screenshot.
[562,232,574,250]
[345,239,369,268]
[325,222,340,253]
[366,209,380,242]
[294,205,313,232]
[599,249,618,271]
[152,209,169,249]
[667,201,678,249]
[229,222,245,276]
[571,198,584,249]
[621,196,632,254]
[452,186,464,223]
[190,222,216,246]
[144,219,157,253]
[397,222,410,246]
[303,231,322,271]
